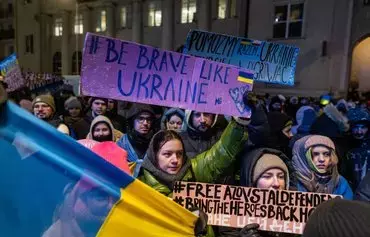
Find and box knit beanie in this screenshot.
[90,97,108,106]
[303,199,370,237]
[32,94,56,112]
[64,96,82,110]
[253,154,289,188]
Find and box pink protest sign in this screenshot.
[81,33,254,117]
[173,181,342,235]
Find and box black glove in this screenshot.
[190,208,208,237]
[240,224,263,237]
[243,91,257,113]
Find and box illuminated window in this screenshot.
[218,0,237,19]
[273,3,304,38]
[54,18,63,36]
[74,14,83,34]
[96,10,107,32]
[148,1,162,27]
[121,7,127,28]
[181,0,196,23]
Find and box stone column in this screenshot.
[106,3,115,37]
[61,10,71,75]
[132,0,142,43]
[161,0,174,50]
[197,0,211,31]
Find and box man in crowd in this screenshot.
[117,104,155,162]
[180,110,221,159]
[32,94,69,135]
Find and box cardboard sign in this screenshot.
[0,53,25,92]
[81,33,254,118]
[183,30,300,86]
[173,181,342,235]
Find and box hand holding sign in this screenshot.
[81,33,255,118]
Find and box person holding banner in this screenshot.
[135,117,250,236]
[292,135,353,199]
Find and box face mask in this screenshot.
[93,134,113,142]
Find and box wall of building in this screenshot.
[0,0,14,61]
[248,0,353,96]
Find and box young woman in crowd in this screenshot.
[134,118,249,236]
[160,108,186,132]
[292,135,353,199]
[87,115,123,142]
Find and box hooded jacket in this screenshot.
[240,148,294,188]
[137,120,248,196]
[116,104,155,162]
[160,108,186,131]
[292,135,353,199]
[180,110,221,159]
[355,172,370,202]
[86,116,123,142]
[342,108,370,189]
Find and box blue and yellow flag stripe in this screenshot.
[0,102,197,236]
[238,71,254,84]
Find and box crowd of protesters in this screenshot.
[4,82,370,237]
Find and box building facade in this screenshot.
[0,0,14,61]
[14,0,369,96]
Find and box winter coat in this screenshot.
[137,120,247,196]
[292,135,353,200]
[160,108,186,131]
[355,172,370,202]
[116,104,155,162]
[296,176,353,199]
[137,120,248,237]
[215,148,295,237]
[86,115,123,142]
[180,110,221,159]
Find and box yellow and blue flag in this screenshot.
[237,71,254,85]
[0,101,197,236]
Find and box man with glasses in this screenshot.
[117,104,155,162]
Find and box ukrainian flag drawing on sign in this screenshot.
[0,101,197,237]
[237,71,254,85]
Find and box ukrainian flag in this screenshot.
[237,71,254,85]
[0,101,197,236]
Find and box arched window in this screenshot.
[72,51,82,75]
[53,52,62,75]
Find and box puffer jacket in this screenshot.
[137,120,247,196]
[137,120,248,237]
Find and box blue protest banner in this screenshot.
[0,53,25,91]
[183,30,300,86]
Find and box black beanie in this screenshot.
[303,198,370,237]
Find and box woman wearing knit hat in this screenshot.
[216,148,293,237]
[292,135,353,199]
[303,198,370,237]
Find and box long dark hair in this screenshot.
[150,130,185,167]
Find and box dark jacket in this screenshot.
[116,104,155,162]
[266,112,292,158]
[355,172,370,202]
[180,110,221,159]
[216,148,295,237]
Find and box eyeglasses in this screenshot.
[137,116,153,124]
